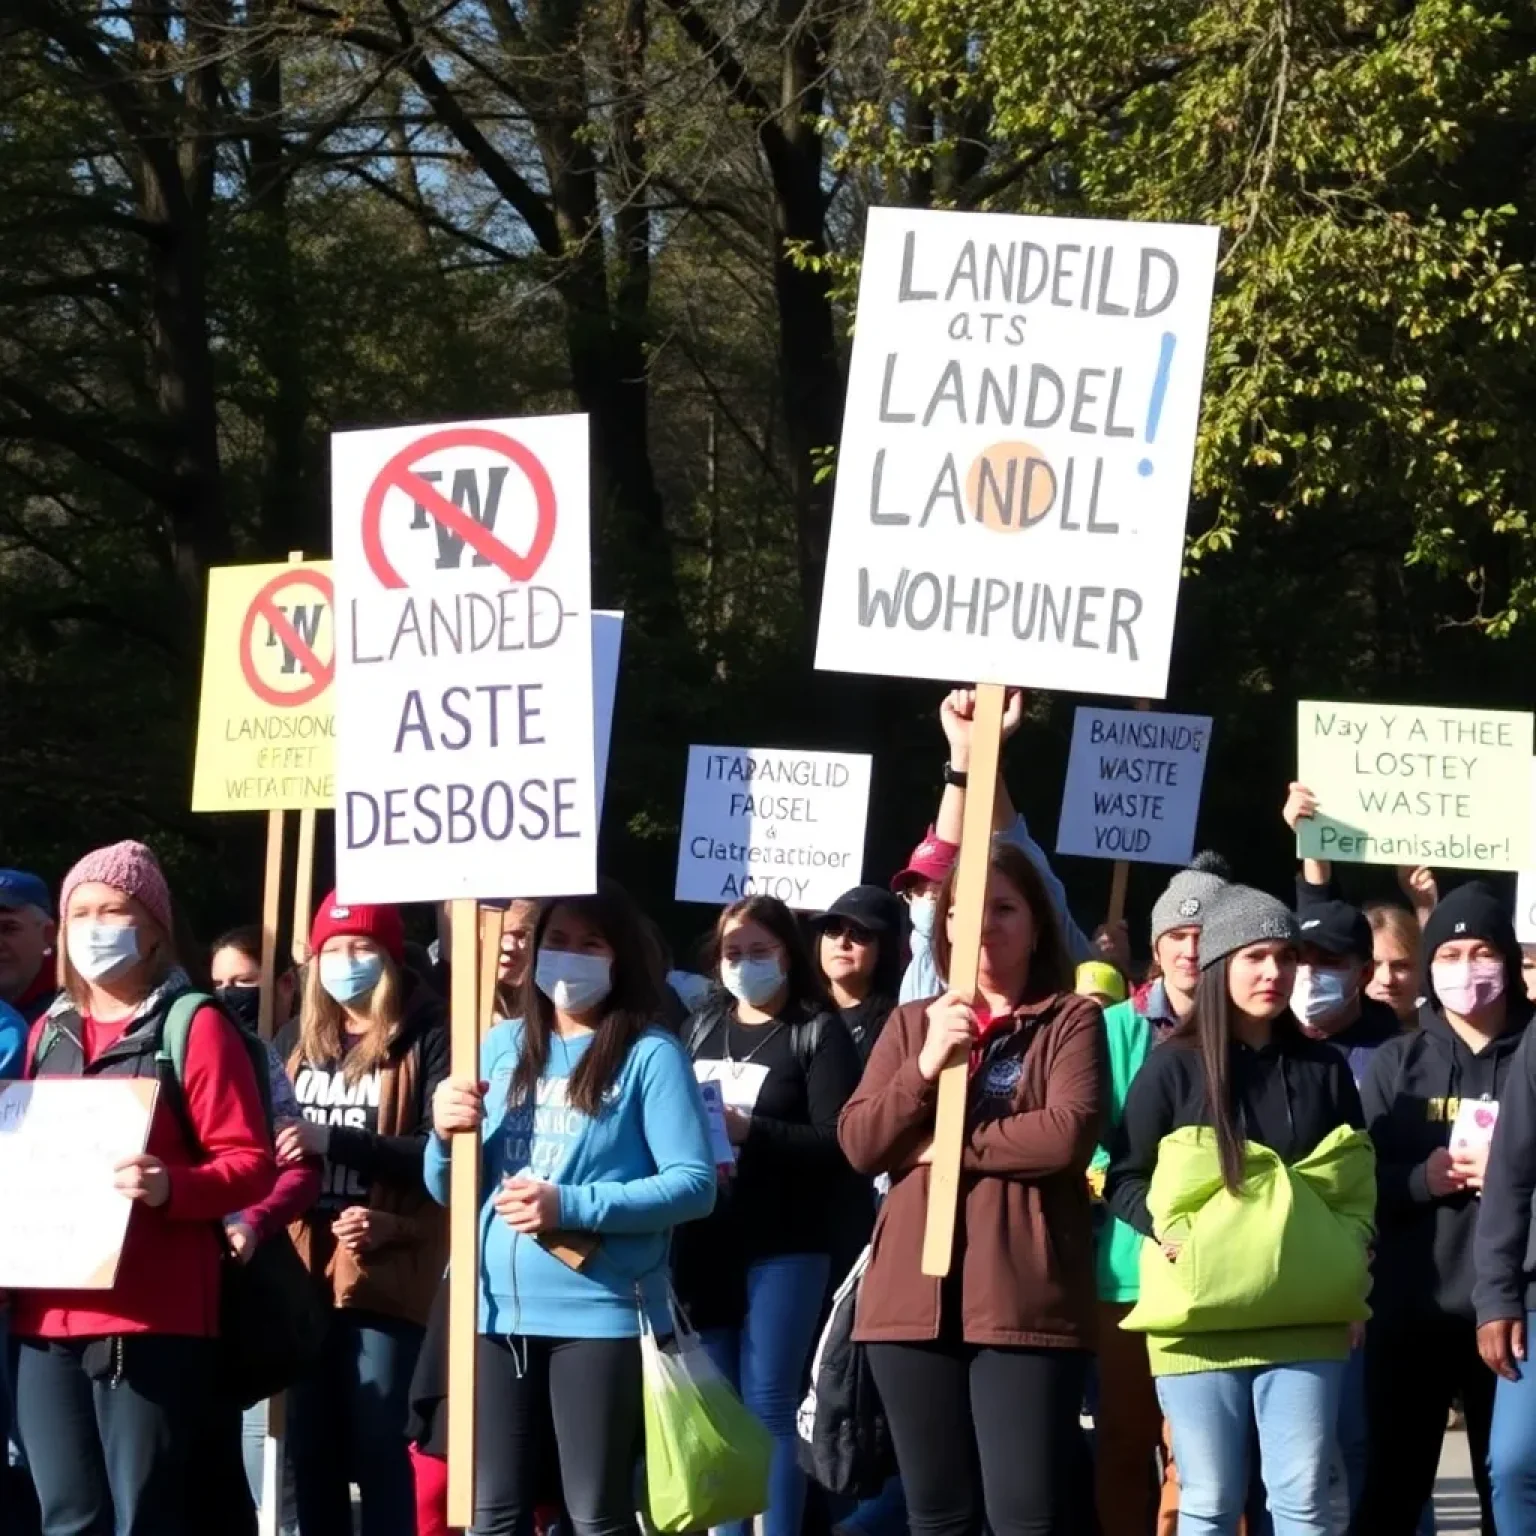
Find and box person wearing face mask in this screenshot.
[426,879,715,1536]
[1352,882,1532,1535]
[1290,902,1400,1083]
[1106,887,1371,1536]
[275,893,449,1536]
[897,690,1099,1007]
[202,927,319,1536]
[10,841,276,1536]
[674,895,863,1536]
[810,885,908,1063]
[1090,855,1229,1536]
[837,840,1104,1536]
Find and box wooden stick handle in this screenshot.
[257,810,284,1042]
[921,682,1005,1278]
[1103,699,1152,935]
[447,900,480,1528]
[292,809,316,967]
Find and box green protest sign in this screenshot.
[1296,701,1533,870]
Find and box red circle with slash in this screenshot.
[359,426,558,590]
[239,568,335,707]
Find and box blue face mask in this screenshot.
[720,956,785,1008]
[319,952,385,1004]
[67,921,140,983]
[1291,964,1355,1025]
[908,895,937,939]
[535,949,613,1014]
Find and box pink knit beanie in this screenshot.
[59,840,175,937]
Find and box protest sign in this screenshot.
[674,745,872,912]
[332,416,597,903]
[593,611,623,826]
[1296,701,1533,870]
[191,560,334,812]
[815,207,1219,699]
[1518,874,1536,945]
[0,1079,157,1289]
[1056,707,1212,866]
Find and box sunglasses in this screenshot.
[821,920,874,944]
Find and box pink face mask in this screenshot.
[1431,958,1506,1016]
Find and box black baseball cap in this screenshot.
[810,885,905,936]
[1295,900,1372,964]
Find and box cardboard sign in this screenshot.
[1056,707,1212,865]
[191,561,335,811]
[332,416,597,903]
[675,745,871,911]
[0,1079,157,1289]
[1296,702,1533,871]
[815,207,1219,698]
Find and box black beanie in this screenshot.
[1421,880,1523,1010]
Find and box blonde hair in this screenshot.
[1365,902,1420,966]
[57,909,176,1012]
[295,950,405,1083]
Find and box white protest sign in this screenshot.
[332,416,597,902]
[593,611,623,827]
[1056,707,1212,865]
[815,207,1219,698]
[675,745,872,911]
[0,1079,157,1289]
[1517,763,1536,944]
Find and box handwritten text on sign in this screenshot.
[191,561,335,812]
[1296,701,1533,871]
[675,746,872,911]
[1056,707,1212,865]
[0,1079,157,1289]
[815,208,1219,698]
[332,416,596,903]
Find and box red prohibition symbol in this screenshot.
[359,426,558,590]
[239,568,335,708]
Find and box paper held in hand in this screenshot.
[0,1079,158,1289]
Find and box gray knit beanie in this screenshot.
[1149,852,1232,946]
[1197,885,1300,971]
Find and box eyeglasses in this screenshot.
[821,920,874,944]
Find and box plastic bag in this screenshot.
[641,1299,772,1533]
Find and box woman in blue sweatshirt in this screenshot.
[427,879,716,1536]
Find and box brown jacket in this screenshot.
[838,992,1105,1349]
[285,991,449,1327]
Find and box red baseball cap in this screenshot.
[309,890,406,966]
[890,827,958,894]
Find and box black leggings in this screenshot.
[473,1335,642,1536]
[867,1340,1088,1536]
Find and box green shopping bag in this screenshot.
[641,1300,772,1533]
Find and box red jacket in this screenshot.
[13,995,276,1339]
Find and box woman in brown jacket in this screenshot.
[276,893,450,1536]
[838,841,1105,1536]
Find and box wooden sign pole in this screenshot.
[1104,698,1153,931]
[256,810,285,1044]
[921,681,1005,1277]
[447,898,481,1528]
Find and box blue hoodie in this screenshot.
[424,1019,715,1339]
[0,998,25,1079]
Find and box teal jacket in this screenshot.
[1091,997,1157,1303]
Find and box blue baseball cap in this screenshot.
[0,869,52,915]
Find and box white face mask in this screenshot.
[908,896,937,939]
[67,921,141,983]
[535,949,612,1013]
[720,956,785,1008]
[1291,964,1356,1025]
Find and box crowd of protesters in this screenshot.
[4,688,1536,1536]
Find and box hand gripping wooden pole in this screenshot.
[447,899,481,1528]
[921,682,1005,1277]
[1104,699,1152,931]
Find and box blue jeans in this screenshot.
[288,1310,422,1536]
[1157,1360,1346,1536]
[701,1253,831,1536]
[241,1400,298,1536]
[1488,1312,1536,1536]
[835,1475,908,1536]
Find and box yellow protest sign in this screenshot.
[1296,701,1533,870]
[191,560,335,811]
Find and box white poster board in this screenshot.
[675,745,872,911]
[0,1079,157,1289]
[332,415,597,902]
[593,611,623,827]
[815,207,1219,698]
[1517,763,1536,944]
[1056,707,1212,865]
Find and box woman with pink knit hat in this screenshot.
[9,839,276,1536]
[275,890,449,1536]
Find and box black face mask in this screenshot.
[216,984,263,1032]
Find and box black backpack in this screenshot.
[796,1246,896,1498]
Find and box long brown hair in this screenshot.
[509,879,662,1116]
[296,948,405,1084]
[930,841,1072,1001]
[1170,958,1302,1193]
[1364,902,1420,969]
